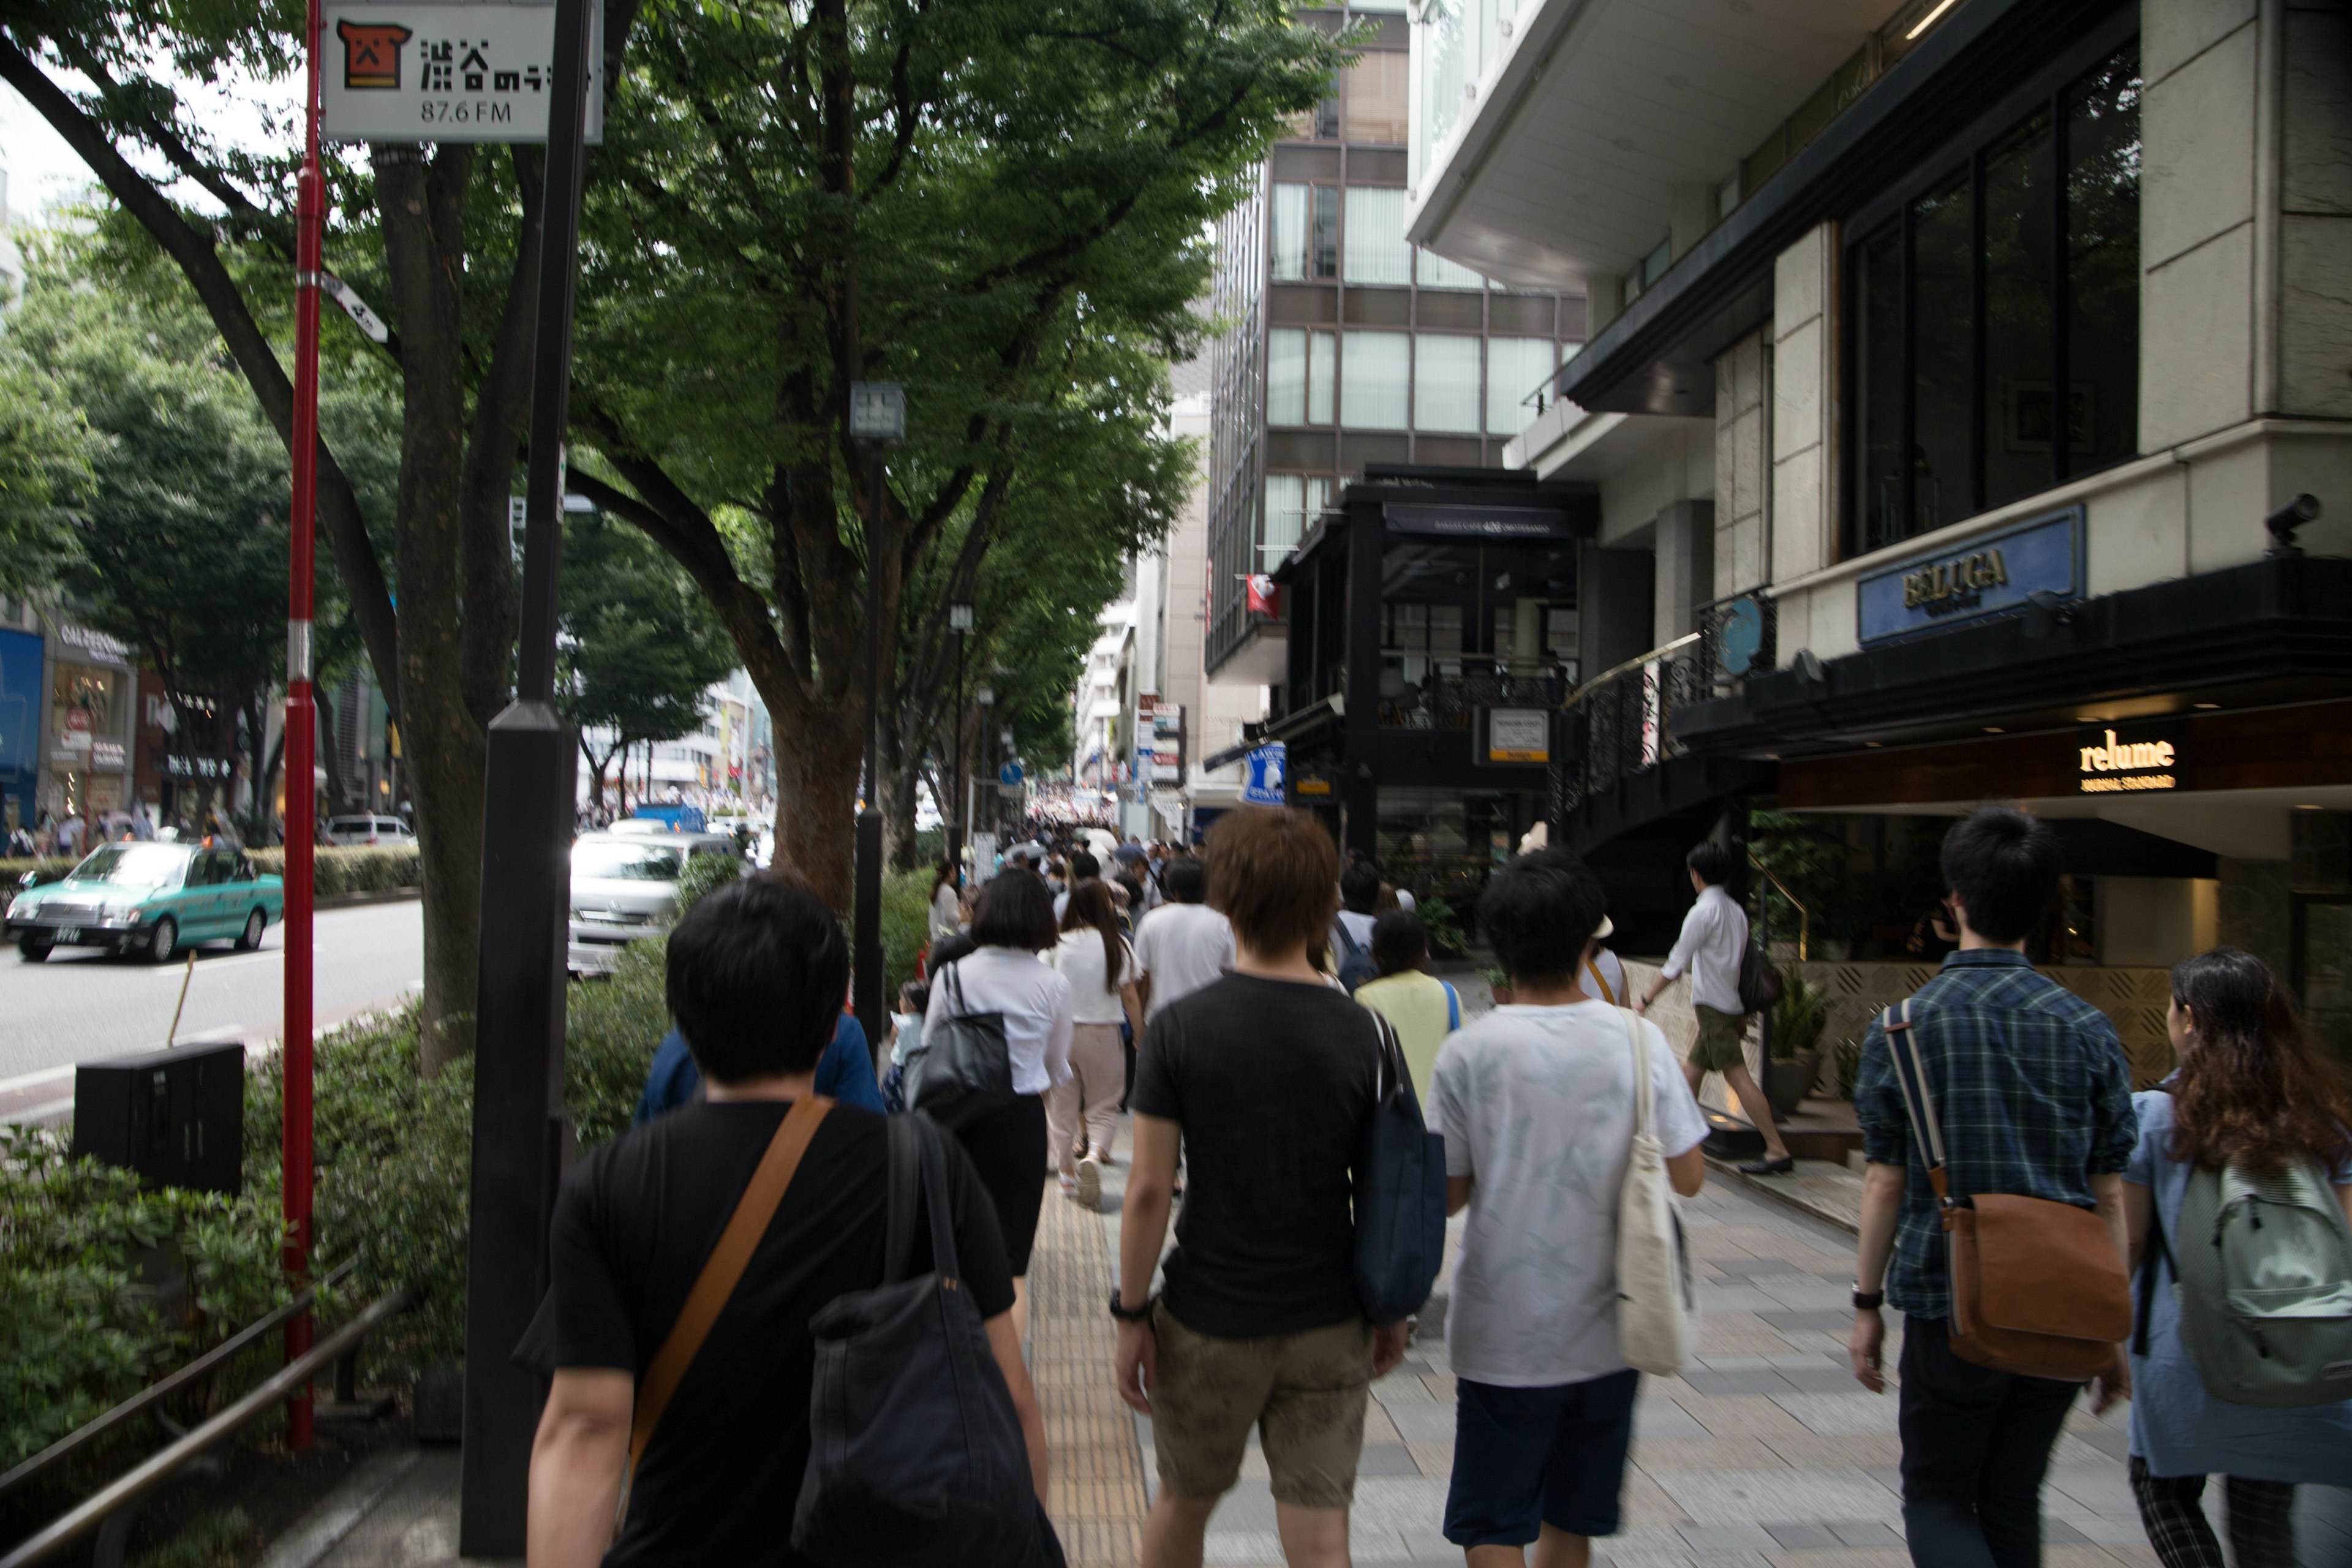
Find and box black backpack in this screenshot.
[793,1115,1061,1567]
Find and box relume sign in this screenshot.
[1856,505,2082,644]
[322,0,606,144]
[2076,725,2188,794]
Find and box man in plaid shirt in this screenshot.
[1849,807,2136,1568]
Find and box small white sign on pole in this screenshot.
[321,0,606,145]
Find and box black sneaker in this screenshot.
[1738,1155,1796,1175]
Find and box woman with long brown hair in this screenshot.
[2123,946,2352,1568]
[1047,878,1141,1209]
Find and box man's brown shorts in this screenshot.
[1690,1003,1750,1073]
[1150,1304,1372,1509]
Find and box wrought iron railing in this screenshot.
[1558,633,1706,817]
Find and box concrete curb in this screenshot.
[252,1446,421,1568]
[313,888,421,911]
[1703,1154,1861,1235]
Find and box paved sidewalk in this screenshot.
[1079,1152,2167,1568]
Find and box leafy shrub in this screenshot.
[247,846,422,897]
[1832,1035,1866,1101]
[1414,893,1469,959]
[882,868,934,1000]
[0,858,78,891]
[1,1126,286,1469]
[670,850,744,921]
[1770,974,1834,1060]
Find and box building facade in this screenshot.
[1202,1,1586,693]
[1402,0,2352,1031]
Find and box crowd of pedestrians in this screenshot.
[520,802,2351,1568]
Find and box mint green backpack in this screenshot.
[2137,1153,2352,1408]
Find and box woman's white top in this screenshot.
[1052,929,1133,1027]
[924,946,1073,1096]
[930,883,962,940]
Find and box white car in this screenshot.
[323,814,417,848]
[567,829,739,975]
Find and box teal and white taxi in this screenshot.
[5,842,285,962]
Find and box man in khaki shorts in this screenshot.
[1637,838,1795,1175]
[1113,807,1407,1567]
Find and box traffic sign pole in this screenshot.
[282,0,325,1455]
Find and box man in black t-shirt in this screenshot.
[524,875,1042,1567]
[1116,807,1403,1568]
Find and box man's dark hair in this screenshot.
[1340,861,1382,915]
[1069,851,1100,882]
[971,870,1060,951]
[1371,910,1428,976]
[1480,848,1607,986]
[1162,859,1207,904]
[667,874,848,1084]
[1686,840,1733,887]
[1940,807,2062,942]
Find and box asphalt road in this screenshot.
[0,899,424,1124]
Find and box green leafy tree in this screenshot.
[556,512,737,812]
[0,1,644,1068]
[0,358,90,598]
[563,0,1343,906]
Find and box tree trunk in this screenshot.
[379,145,489,1075]
[768,688,861,912]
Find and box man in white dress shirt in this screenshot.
[1635,839,1793,1175]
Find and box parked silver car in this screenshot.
[567,830,739,975]
[323,813,417,848]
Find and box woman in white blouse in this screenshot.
[924,871,1072,1344]
[1048,880,1144,1210]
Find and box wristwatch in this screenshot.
[1108,1291,1156,1324]
[1852,1288,1885,1311]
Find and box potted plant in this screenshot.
[1479,965,1512,1006]
[1765,974,1833,1120]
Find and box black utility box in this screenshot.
[73,1041,244,1195]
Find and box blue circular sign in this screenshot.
[1718,597,1765,676]
[998,761,1025,786]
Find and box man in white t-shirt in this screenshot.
[1131,858,1233,1022]
[1431,847,1707,1564]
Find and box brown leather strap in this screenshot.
[1585,955,1617,1006]
[627,1095,832,1483]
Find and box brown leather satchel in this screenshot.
[1882,1000,2129,1381]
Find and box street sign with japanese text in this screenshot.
[322,0,606,144]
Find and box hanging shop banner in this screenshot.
[1240,743,1287,806]
[322,0,606,145]
[1855,504,2082,644]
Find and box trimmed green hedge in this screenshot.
[2,941,673,1468]
[247,846,422,897]
[1,846,421,899]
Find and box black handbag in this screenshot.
[905,960,1015,1130]
[1352,1012,1449,1325]
[793,1117,1055,1567]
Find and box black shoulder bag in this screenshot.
[794,1116,1060,1567]
[906,959,1016,1129]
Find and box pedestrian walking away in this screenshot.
[1131,857,1235,1022]
[518,874,1049,1567]
[925,869,1074,1347]
[1637,840,1792,1175]
[1115,806,1406,1568]
[1352,909,1460,1104]
[1049,878,1143,1208]
[1850,806,2138,1568]
[2121,946,2352,1568]
[1430,848,1709,1567]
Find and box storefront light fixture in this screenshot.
[1983,726,2004,734]
[1905,0,1959,40]
[2193,702,2219,710]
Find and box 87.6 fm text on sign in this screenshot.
[321,0,606,146]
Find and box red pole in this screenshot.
[283,0,323,1454]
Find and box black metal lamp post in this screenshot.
[456,0,592,1549]
[948,601,972,880]
[848,382,903,1047]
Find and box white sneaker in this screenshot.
[1058,1174,1080,1201]
[1074,1154,1101,1210]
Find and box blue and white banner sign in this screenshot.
[1856,505,2082,644]
[1240,743,1288,806]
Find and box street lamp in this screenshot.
[849,382,903,1049]
[948,602,973,876]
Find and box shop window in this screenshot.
[1341,331,1411,429]
[1413,334,1481,433]
[1846,42,2141,559]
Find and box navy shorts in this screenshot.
[1442,1371,1642,1547]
